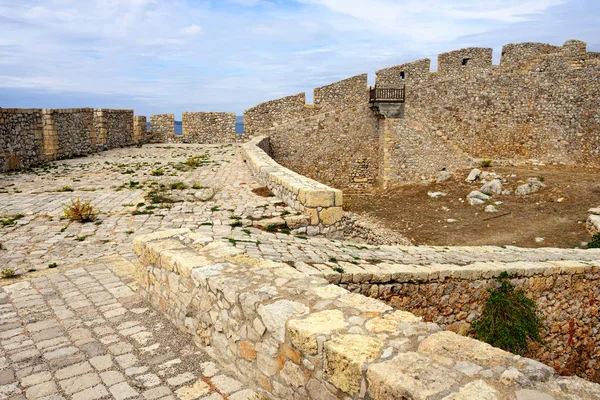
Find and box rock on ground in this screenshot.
[515,178,546,196]
[479,179,503,195]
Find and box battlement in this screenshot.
[437,47,493,76]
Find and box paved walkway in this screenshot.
[0,255,255,400]
[1,144,599,400]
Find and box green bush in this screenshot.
[588,233,600,249]
[480,159,493,168]
[63,199,98,223]
[472,272,544,355]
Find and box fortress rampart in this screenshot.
[1,108,138,172]
[244,39,600,189]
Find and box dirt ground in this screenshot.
[345,164,600,248]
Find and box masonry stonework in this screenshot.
[93,108,134,149]
[182,112,236,143]
[243,39,600,189]
[150,114,176,143]
[0,108,43,172]
[42,108,95,160]
[133,115,148,143]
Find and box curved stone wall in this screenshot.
[242,136,344,234]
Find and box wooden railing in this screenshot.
[369,86,405,103]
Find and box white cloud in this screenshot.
[183,24,203,35]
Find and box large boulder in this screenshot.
[465,168,481,182]
[515,178,546,196]
[587,215,600,235]
[479,179,503,195]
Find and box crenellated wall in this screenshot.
[133,115,148,143]
[0,108,44,172]
[244,74,368,136]
[94,108,134,149]
[42,108,95,160]
[149,114,176,143]
[242,39,600,189]
[181,112,236,143]
[1,108,142,171]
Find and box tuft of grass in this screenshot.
[63,199,98,223]
[588,233,600,249]
[75,236,87,242]
[230,220,243,228]
[266,225,278,232]
[0,213,24,227]
[150,168,164,176]
[170,181,188,190]
[472,272,544,355]
[480,159,493,168]
[332,266,344,273]
[1,268,15,279]
[329,257,338,263]
[48,263,58,269]
[200,222,213,226]
[211,206,220,212]
[0,243,4,250]
[242,229,251,235]
[192,183,203,190]
[59,186,74,192]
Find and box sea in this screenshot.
[147,118,244,135]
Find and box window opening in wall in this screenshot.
[399,71,405,80]
[462,58,471,66]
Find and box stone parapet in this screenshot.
[182,112,236,143]
[242,136,343,234]
[133,229,600,400]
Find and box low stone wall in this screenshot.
[150,114,177,143]
[336,256,600,382]
[133,229,600,400]
[133,116,148,143]
[42,108,95,159]
[182,112,236,143]
[94,108,134,149]
[242,136,344,235]
[0,108,44,172]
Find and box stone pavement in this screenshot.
[1,144,597,277]
[0,255,256,400]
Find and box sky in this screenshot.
[1,0,599,117]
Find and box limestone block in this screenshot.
[284,215,309,229]
[367,352,464,400]
[325,334,383,395]
[365,311,422,333]
[318,207,344,225]
[257,300,309,342]
[338,293,392,313]
[418,331,513,367]
[133,229,190,256]
[287,310,348,354]
[442,380,498,400]
[300,189,333,208]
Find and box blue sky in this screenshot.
[1,0,599,117]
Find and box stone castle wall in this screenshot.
[149,114,176,143]
[267,103,382,189]
[244,74,368,136]
[133,115,148,143]
[94,109,134,149]
[181,112,236,143]
[133,229,600,399]
[338,260,600,383]
[243,39,600,188]
[0,108,43,172]
[1,108,141,171]
[42,108,95,160]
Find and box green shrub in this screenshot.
[63,199,98,223]
[1,268,15,279]
[472,272,544,355]
[48,263,58,269]
[59,186,74,192]
[266,225,277,232]
[588,233,600,249]
[170,181,188,190]
[480,159,493,168]
[151,168,164,176]
[0,214,24,227]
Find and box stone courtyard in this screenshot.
[2,144,600,399]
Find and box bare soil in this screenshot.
[345,165,600,248]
